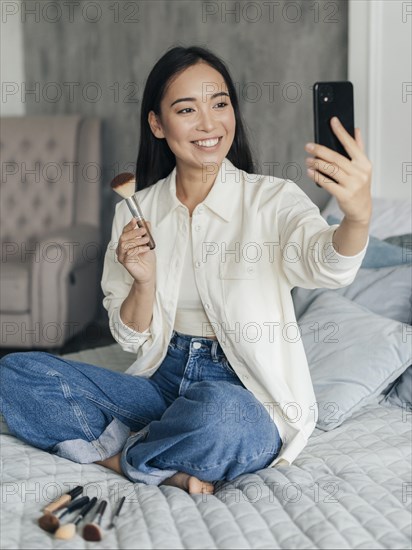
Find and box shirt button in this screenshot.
[204,303,210,309]
[198,206,204,214]
[192,342,202,349]
[195,225,201,231]
[247,266,254,273]
[195,261,201,268]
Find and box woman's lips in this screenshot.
[191,136,223,151]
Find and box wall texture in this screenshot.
[1,0,25,116]
[22,0,348,321]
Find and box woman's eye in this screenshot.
[177,102,228,114]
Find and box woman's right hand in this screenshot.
[116,218,156,284]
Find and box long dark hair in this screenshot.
[135,45,256,191]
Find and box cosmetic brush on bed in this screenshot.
[42,485,83,514]
[82,499,108,541]
[54,497,98,540]
[38,496,90,533]
[110,172,156,249]
[107,496,125,530]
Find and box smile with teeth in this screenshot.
[192,137,222,148]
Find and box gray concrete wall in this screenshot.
[22,0,348,320]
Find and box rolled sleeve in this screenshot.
[313,223,369,267]
[327,225,370,265]
[278,181,369,289]
[108,305,151,354]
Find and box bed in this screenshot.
[1,196,411,549]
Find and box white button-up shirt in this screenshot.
[101,157,369,468]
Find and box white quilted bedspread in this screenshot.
[1,344,411,549]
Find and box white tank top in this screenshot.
[174,218,217,338]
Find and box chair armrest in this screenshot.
[30,224,101,333]
[34,224,101,271]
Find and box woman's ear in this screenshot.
[148,111,165,139]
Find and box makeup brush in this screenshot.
[43,485,83,514]
[107,496,125,530]
[38,496,90,533]
[110,172,156,249]
[54,497,98,540]
[82,499,108,541]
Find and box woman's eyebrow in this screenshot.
[170,91,230,107]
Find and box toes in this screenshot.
[187,476,214,494]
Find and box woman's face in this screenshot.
[148,62,236,171]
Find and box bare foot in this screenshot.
[95,452,122,475]
[96,433,215,495]
[161,472,215,494]
[94,431,137,474]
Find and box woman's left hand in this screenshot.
[304,116,373,225]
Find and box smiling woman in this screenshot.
[0,45,373,497]
[146,61,237,209]
[135,46,255,193]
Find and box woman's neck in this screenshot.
[175,159,220,204]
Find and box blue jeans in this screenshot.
[0,330,283,485]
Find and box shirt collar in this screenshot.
[156,157,243,227]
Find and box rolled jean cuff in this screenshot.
[120,426,178,485]
[52,417,131,463]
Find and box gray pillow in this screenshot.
[327,215,412,268]
[383,367,412,411]
[292,264,412,325]
[299,292,412,431]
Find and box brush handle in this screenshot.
[68,485,83,498]
[125,197,156,250]
[108,496,125,529]
[44,494,71,514]
[136,218,156,250]
[74,497,98,526]
[125,196,144,221]
[113,496,125,520]
[43,485,83,514]
[58,496,90,519]
[94,500,107,526]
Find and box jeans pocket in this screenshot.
[168,341,177,351]
[167,338,187,354]
[221,358,237,376]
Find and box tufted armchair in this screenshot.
[0,115,102,349]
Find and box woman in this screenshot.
[0,46,372,495]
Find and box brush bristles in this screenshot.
[110,172,136,199]
[38,514,60,533]
[54,523,76,540]
[83,523,102,541]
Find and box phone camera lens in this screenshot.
[320,85,333,103]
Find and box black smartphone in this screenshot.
[313,81,355,186]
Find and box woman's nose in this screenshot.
[196,109,216,132]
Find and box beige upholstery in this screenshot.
[0,115,102,349]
